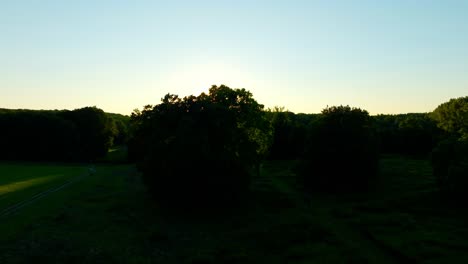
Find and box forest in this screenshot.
[0,107,129,161]
[0,85,467,263]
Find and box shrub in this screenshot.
[298,105,379,193]
[431,138,468,203]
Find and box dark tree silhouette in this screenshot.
[373,113,442,156]
[266,107,314,160]
[107,113,130,145]
[298,105,379,193]
[431,138,468,203]
[128,85,271,208]
[60,107,116,161]
[0,107,116,162]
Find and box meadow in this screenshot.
[0,163,85,220]
[1,155,467,263]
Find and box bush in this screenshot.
[431,138,468,203]
[298,105,379,193]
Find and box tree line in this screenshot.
[127,85,467,208]
[267,110,443,160]
[1,86,466,207]
[0,107,129,162]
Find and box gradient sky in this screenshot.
[1,0,467,115]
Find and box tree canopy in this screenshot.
[431,96,468,140]
[430,96,468,202]
[372,113,441,156]
[299,105,379,192]
[0,107,119,162]
[129,85,271,208]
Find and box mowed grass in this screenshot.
[0,162,353,264]
[0,164,142,259]
[0,163,85,211]
[1,156,468,263]
[337,156,468,263]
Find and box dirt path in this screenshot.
[0,171,88,217]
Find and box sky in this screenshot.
[1,0,467,115]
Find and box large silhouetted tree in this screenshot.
[298,105,379,193]
[60,107,116,160]
[129,85,271,208]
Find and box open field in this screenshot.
[0,164,86,214]
[0,156,467,263]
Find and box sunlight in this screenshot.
[166,61,252,96]
[0,175,62,197]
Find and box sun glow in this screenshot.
[0,175,62,196]
[166,61,253,96]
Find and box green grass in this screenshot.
[0,163,85,210]
[342,155,468,263]
[0,162,343,263]
[96,145,128,163]
[1,156,468,263]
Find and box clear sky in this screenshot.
[1,0,467,115]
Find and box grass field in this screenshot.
[0,156,467,263]
[0,163,85,212]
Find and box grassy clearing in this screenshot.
[0,164,148,261]
[0,163,85,211]
[0,162,349,263]
[1,156,467,263]
[96,145,128,164]
[339,156,468,263]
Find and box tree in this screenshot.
[107,113,130,145]
[60,107,116,160]
[431,138,468,203]
[129,85,271,208]
[0,109,79,161]
[0,107,119,162]
[431,96,468,140]
[266,107,310,160]
[298,105,379,193]
[204,85,272,162]
[430,97,468,203]
[373,113,442,156]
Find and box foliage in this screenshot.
[266,107,316,160]
[0,109,79,161]
[298,105,379,192]
[431,96,468,140]
[0,107,116,161]
[129,85,271,207]
[59,107,116,160]
[373,113,442,156]
[430,97,468,203]
[431,138,468,203]
[107,113,130,145]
